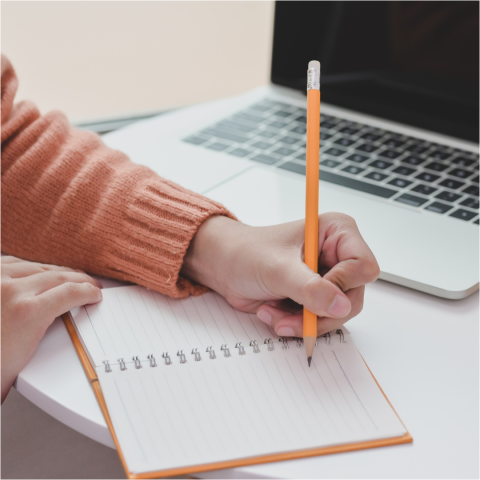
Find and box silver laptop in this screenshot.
[103,2,479,299]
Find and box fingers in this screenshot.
[276,262,352,319]
[21,270,102,295]
[6,261,78,279]
[33,282,103,321]
[256,285,364,337]
[319,213,380,292]
[1,256,23,264]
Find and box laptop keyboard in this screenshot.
[183,99,479,224]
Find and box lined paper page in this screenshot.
[71,286,277,367]
[97,339,406,474]
[71,285,407,475]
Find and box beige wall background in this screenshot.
[2,1,274,123]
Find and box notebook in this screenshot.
[64,285,412,478]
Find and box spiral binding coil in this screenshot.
[206,346,216,359]
[101,331,345,372]
[279,337,289,349]
[118,358,127,371]
[191,348,201,361]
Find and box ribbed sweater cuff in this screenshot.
[97,178,236,298]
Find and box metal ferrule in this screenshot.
[307,67,320,91]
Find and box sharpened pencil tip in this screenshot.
[308,356,312,367]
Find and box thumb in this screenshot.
[276,262,351,318]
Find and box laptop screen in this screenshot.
[271,2,479,143]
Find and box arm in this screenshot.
[1,54,235,298]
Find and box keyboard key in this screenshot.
[383,138,405,148]
[475,219,479,225]
[273,147,295,156]
[361,133,382,141]
[324,147,347,157]
[439,178,465,190]
[256,130,277,139]
[251,153,278,165]
[320,132,333,141]
[229,148,252,157]
[203,128,248,143]
[411,184,438,195]
[429,150,451,160]
[357,143,379,153]
[402,156,426,166]
[425,162,448,172]
[435,191,462,202]
[295,115,307,123]
[471,176,479,184]
[388,178,412,188]
[449,168,473,179]
[340,127,360,135]
[334,138,356,147]
[395,193,428,207]
[460,197,479,209]
[463,185,479,196]
[393,166,416,176]
[365,171,389,182]
[452,157,475,167]
[449,209,477,221]
[290,125,306,134]
[279,136,300,145]
[278,161,306,175]
[369,159,393,169]
[342,165,365,175]
[183,136,208,145]
[406,144,429,154]
[319,171,397,198]
[206,142,229,151]
[378,150,401,159]
[235,112,263,123]
[347,153,368,163]
[272,110,292,117]
[217,120,256,133]
[321,159,341,168]
[269,120,288,129]
[416,172,440,183]
[425,202,453,214]
[252,141,273,150]
[250,104,271,112]
[320,120,337,129]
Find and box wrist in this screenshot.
[181,215,246,295]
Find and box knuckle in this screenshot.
[64,282,81,296]
[13,296,33,318]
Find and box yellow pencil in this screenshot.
[304,60,321,366]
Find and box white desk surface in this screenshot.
[16,278,479,479]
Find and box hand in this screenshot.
[1,256,103,403]
[182,213,379,338]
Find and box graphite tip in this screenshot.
[307,356,312,367]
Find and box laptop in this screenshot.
[103,2,479,299]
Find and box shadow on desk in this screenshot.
[2,388,126,479]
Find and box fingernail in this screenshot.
[257,309,272,325]
[95,279,103,288]
[97,288,103,300]
[328,294,350,317]
[277,326,295,337]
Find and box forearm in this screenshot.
[1,54,235,297]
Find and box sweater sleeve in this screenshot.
[1,54,236,298]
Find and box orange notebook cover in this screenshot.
[62,293,411,479]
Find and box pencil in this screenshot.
[304,60,321,366]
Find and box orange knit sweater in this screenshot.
[1,54,235,297]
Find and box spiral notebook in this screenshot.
[64,285,412,479]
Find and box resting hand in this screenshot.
[182,213,379,337]
[1,257,102,403]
